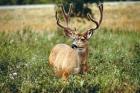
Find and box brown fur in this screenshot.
[49,43,90,79]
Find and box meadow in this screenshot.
[0,2,140,93]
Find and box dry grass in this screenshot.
[0,3,140,32]
[0,7,56,32]
[71,3,140,32]
[102,3,140,31]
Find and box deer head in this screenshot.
[56,3,103,50]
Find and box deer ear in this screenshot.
[83,30,94,40]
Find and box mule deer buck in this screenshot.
[49,3,103,80]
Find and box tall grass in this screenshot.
[0,3,140,32]
[0,27,140,93]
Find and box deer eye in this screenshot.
[81,38,85,42]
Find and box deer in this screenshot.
[49,3,103,80]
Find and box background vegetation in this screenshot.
[0,1,140,93]
[0,0,138,5]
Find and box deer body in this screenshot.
[49,3,103,80]
[49,43,88,79]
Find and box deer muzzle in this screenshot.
[71,44,78,49]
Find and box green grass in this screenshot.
[0,27,140,93]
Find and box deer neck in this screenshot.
[75,46,88,64]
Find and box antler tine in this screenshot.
[87,3,103,31]
[61,5,69,26]
[68,4,73,16]
[56,4,75,31]
[56,11,67,29]
[61,4,72,27]
[87,13,99,30]
[98,3,103,25]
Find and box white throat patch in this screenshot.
[77,48,86,53]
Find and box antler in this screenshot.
[56,4,74,31]
[87,3,103,31]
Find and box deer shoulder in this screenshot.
[49,44,81,79]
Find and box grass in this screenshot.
[0,2,140,93]
[0,27,140,93]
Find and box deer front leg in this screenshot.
[80,63,88,74]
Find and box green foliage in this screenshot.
[59,0,94,18]
[0,0,136,5]
[0,27,140,92]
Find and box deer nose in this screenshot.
[71,44,78,49]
